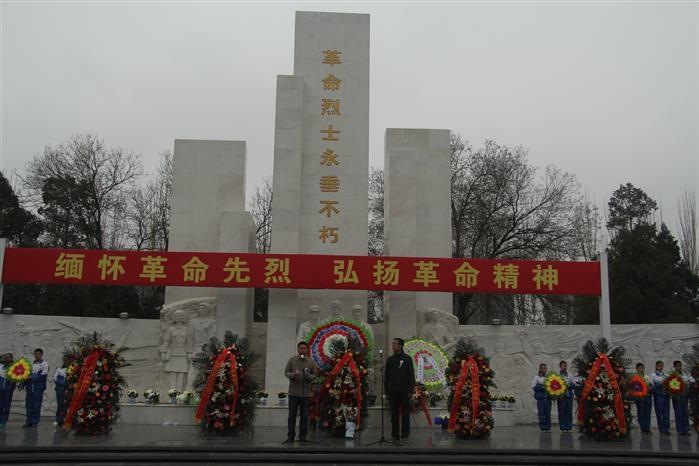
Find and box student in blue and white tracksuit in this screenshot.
[54,356,69,426]
[23,348,48,428]
[557,361,575,433]
[532,363,551,433]
[634,363,653,435]
[650,360,670,435]
[0,353,17,429]
[671,360,694,436]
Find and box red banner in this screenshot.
[1,247,601,296]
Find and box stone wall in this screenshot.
[3,313,695,424]
[455,324,698,423]
[1,313,160,416]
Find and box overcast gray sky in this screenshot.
[2,1,698,237]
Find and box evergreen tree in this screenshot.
[606,184,698,323]
[0,171,42,246]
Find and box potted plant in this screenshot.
[367,388,377,407]
[434,413,449,429]
[277,391,288,406]
[176,390,195,405]
[144,389,160,405]
[168,389,181,405]
[127,389,138,404]
[430,392,445,407]
[506,395,516,409]
[257,391,269,406]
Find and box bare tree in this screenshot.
[249,176,273,254]
[248,177,273,322]
[23,134,142,249]
[125,151,172,251]
[153,150,172,250]
[367,167,384,322]
[572,193,601,261]
[678,186,698,275]
[450,135,592,324]
[126,182,156,250]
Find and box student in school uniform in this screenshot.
[54,356,70,427]
[556,361,575,433]
[23,348,48,428]
[634,363,653,435]
[671,360,694,436]
[650,360,670,435]
[0,353,17,430]
[532,363,551,433]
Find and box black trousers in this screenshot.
[388,393,411,438]
[287,396,310,440]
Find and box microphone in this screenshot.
[300,354,305,359]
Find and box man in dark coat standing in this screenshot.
[284,341,318,443]
[384,338,415,441]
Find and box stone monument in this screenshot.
[264,11,371,394]
[384,128,453,345]
[165,139,256,347]
[296,305,321,343]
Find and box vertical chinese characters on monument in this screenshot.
[319,49,343,245]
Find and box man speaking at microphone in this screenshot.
[284,341,318,443]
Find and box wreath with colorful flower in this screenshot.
[306,319,373,372]
[191,331,258,434]
[572,338,631,441]
[6,358,31,383]
[445,338,495,439]
[62,332,126,435]
[685,343,699,432]
[311,334,370,437]
[544,373,568,399]
[404,338,449,389]
[626,374,650,400]
[664,373,686,397]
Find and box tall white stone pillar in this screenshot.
[264,12,370,395]
[166,139,254,339]
[384,129,452,348]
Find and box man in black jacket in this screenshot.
[384,338,415,440]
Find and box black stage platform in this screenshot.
[1,421,697,465]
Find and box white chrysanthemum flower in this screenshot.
[323,334,348,357]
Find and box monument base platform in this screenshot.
[1,421,696,465]
[118,403,516,427]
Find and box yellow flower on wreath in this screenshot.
[544,372,567,398]
[668,377,682,391]
[7,358,32,383]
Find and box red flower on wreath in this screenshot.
[664,373,685,396]
[627,374,649,399]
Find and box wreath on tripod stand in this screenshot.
[191,331,258,434]
[311,333,369,438]
[446,338,495,439]
[572,338,631,441]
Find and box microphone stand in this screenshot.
[298,356,318,445]
[365,350,401,447]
